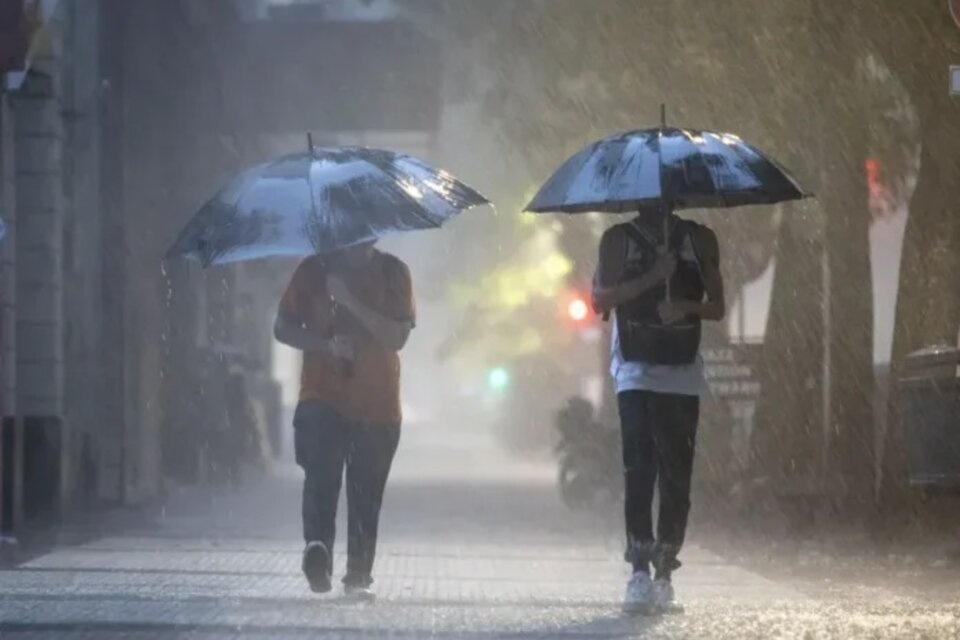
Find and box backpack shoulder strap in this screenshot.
[669,218,694,250]
[676,220,708,280]
[600,223,639,323]
[622,220,656,253]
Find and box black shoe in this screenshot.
[302,542,332,593]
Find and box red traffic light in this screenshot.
[567,297,589,322]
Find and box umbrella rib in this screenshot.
[699,132,727,201]
[722,140,766,197]
[364,158,444,230]
[407,202,444,229]
[725,140,804,203]
[200,173,256,268]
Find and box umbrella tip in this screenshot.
[660,103,666,128]
[307,131,314,154]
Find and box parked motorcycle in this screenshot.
[553,396,622,511]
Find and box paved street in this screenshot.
[1,429,958,639]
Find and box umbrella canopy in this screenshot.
[168,146,489,267]
[526,127,809,214]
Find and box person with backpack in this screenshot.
[592,209,725,614]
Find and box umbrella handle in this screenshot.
[333,303,355,379]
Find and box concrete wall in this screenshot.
[97,0,126,504]
[1,0,123,533]
[115,0,168,505]
[10,11,65,524]
[61,0,105,509]
[0,95,17,416]
[1,98,16,417]
[12,28,64,421]
[1,94,21,537]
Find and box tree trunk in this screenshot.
[820,137,876,508]
[881,111,960,508]
[751,1,876,515]
[751,211,825,484]
[872,0,960,509]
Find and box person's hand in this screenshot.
[328,334,355,361]
[649,251,677,283]
[326,274,354,306]
[658,300,687,325]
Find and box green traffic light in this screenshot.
[487,367,510,391]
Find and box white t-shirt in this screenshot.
[609,227,707,397]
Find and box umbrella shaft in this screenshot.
[663,206,671,302]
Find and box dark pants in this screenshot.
[617,390,699,578]
[293,402,400,587]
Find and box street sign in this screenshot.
[951,66,960,96]
[701,343,763,476]
[702,345,762,399]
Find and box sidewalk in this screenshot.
[0,432,956,639]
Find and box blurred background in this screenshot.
[1,0,957,538]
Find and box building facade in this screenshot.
[0,0,442,540]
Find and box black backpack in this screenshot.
[615,218,706,365]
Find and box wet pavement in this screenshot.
[0,429,958,639]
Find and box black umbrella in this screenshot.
[526,106,809,216]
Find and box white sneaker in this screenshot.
[343,584,377,603]
[622,571,655,615]
[651,579,682,613]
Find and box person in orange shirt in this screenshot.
[274,240,415,599]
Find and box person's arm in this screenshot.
[592,226,676,315]
[273,260,353,359]
[273,313,349,355]
[326,262,415,352]
[659,226,726,323]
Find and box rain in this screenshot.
[0,0,958,638]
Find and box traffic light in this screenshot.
[562,291,592,327]
[561,290,602,345]
[487,367,510,391]
[567,296,589,323]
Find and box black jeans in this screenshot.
[617,390,699,578]
[293,402,400,587]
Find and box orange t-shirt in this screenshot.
[279,251,415,426]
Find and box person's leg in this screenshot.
[293,402,348,590]
[652,393,699,581]
[343,423,401,589]
[618,391,658,575]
